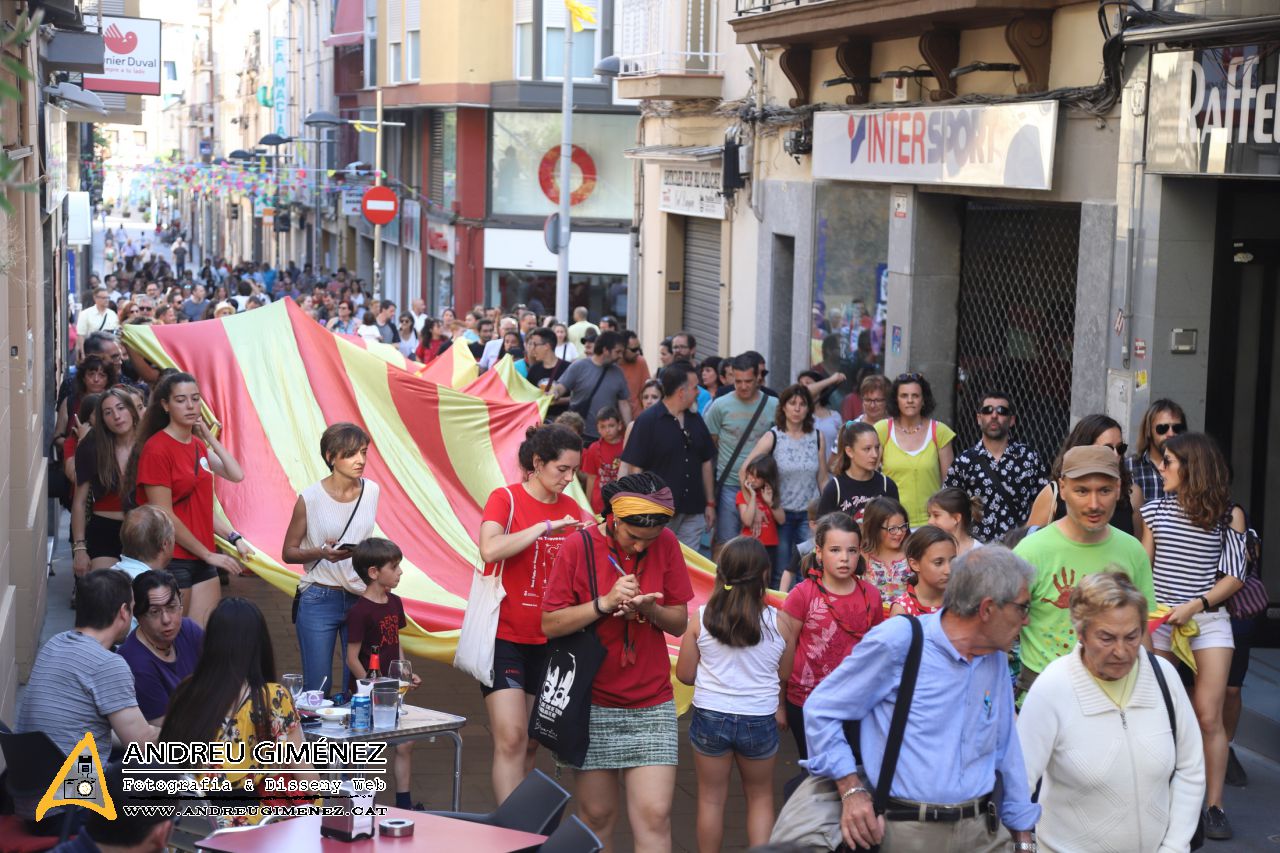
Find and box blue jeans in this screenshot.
[775,510,809,588]
[688,707,780,759]
[296,584,360,694]
[715,484,742,547]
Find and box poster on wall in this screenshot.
[83,16,162,96]
[812,100,1058,191]
[658,167,725,219]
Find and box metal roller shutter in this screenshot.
[683,217,722,357]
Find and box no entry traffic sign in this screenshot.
[362,185,399,226]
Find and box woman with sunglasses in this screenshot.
[1028,414,1144,535]
[1128,399,1188,504]
[1140,432,1247,841]
[873,372,955,529]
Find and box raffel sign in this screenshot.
[811,100,1058,191]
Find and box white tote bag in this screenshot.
[453,487,514,687]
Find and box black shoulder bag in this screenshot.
[714,394,769,495]
[528,529,608,766]
[834,615,924,853]
[1149,650,1205,851]
[291,479,365,624]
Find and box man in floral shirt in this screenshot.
[945,391,1046,541]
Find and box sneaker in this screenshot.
[1204,805,1232,841]
[1225,746,1248,787]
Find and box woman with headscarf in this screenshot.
[542,472,694,852]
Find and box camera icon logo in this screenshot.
[62,757,97,800]
[36,732,116,822]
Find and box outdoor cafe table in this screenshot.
[195,807,547,852]
[302,705,467,811]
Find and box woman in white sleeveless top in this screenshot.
[282,423,380,694]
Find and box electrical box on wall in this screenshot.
[1170,328,1198,354]
[892,78,909,103]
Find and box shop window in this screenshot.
[490,111,635,220]
[487,269,627,327]
[810,183,891,415]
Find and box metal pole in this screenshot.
[373,88,383,297]
[555,23,573,323]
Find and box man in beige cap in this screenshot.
[1011,445,1155,697]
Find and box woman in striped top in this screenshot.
[1139,431,1247,841]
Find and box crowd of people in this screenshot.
[23,269,1267,853]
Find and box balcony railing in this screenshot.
[618,0,720,77]
[734,0,804,13]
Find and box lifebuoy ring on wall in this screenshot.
[538,145,597,206]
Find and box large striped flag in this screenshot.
[121,299,719,679]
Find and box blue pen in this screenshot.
[607,555,628,576]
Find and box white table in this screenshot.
[302,705,467,810]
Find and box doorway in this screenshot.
[1207,232,1280,604]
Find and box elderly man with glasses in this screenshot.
[944,390,1046,542]
[795,546,1041,853]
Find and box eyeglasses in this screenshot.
[1006,600,1031,617]
[862,397,885,406]
[1103,442,1129,457]
[143,601,182,620]
[1154,422,1188,436]
[882,522,910,535]
[979,405,1013,416]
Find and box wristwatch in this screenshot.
[840,786,869,801]
[227,532,243,545]
[1015,842,1037,852]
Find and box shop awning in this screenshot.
[324,0,364,47]
[623,144,723,162]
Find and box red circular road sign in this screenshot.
[361,185,399,225]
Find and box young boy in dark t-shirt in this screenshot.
[345,538,421,809]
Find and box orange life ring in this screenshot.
[538,145,597,206]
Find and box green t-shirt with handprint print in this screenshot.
[1013,523,1155,675]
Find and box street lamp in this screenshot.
[304,111,344,276]
[258,134,289,268]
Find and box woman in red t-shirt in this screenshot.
[126,371,254,628]
[72,389,140,575]
[475,423,588,804]
[542,473,694,852]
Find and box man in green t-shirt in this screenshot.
[704,355,778,555]
[1013,445,1155,696]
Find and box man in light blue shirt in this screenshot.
[111,505,175,632]
[803,546,1040,852]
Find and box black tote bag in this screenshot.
[528,529,607,766]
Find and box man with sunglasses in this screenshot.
[945,391,1046,541]
[1127,399,1188,503]
[618,329,651,414]
[1012,446,1155,699]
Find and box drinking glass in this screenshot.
[283,673,304,705]
[387,659,412,697]
[371,683,399,730]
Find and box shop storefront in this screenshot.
[808,100,1076,448]
[485,110,634,320]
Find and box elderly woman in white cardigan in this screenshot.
[1018,572,1205,853]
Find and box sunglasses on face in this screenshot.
[1155,422,1188,436]
[979,405,1013,416]
[1103,442,1129,457]
[628,347,642,354]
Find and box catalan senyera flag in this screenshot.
[120,299,719,689]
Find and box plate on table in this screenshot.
[315,706,351,721]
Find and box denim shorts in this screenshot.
[688,707,780,760]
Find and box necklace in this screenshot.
[139,631,175,660]
[898,420,923,435]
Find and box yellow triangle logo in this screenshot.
[35,732,116,822]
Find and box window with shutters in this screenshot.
[406,31,420,81]
[364,0,378,87]
[513,0,603,82]
[387,0,403,84]
[428,110,457,213]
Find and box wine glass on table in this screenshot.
[283,673,304,707]
[387,659,412,697]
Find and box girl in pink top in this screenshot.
[890,525,955,617]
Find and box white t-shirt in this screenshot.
[77,305,120,336]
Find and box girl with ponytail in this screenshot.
[677,537,785,850]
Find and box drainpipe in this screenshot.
[745,44,765,222]
[1120,47,1153,371]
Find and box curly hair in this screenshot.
[1163,432,1232,530]
[886,372,936,419]
[517,423,583,473]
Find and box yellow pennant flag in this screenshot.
[353,121,377,134]
[565,0,596,32]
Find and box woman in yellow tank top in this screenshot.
[874,373,955,528]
